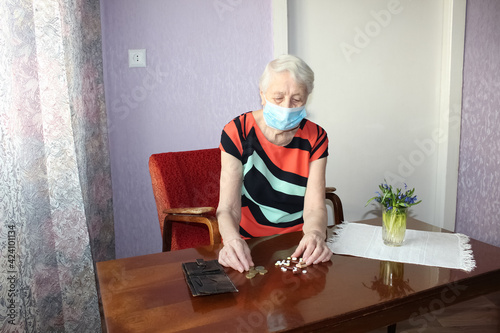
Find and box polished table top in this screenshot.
[97,218,500,332]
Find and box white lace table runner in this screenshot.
[326,222,476,272]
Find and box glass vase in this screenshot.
[382,207,407,246]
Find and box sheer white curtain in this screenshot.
[0,1,114,332]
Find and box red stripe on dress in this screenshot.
[240,207,304,238]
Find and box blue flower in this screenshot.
[366,180,421,210]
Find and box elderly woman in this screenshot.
[217,55,332,273]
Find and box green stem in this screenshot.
[382,208,407,245]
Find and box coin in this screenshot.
[245,265,268,279]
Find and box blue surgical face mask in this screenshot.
[263,99,307,131]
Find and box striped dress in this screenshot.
[219,111,329,238]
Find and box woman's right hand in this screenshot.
[218,238,254,273]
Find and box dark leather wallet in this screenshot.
[182,259,238,296]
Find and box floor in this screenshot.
[368,290,500,333]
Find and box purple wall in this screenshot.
[456,0,500,247]
[100,0,273,258]
[100,0,499,258]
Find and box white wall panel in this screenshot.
[279,0,465,229]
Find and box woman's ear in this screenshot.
[259,90,266,106]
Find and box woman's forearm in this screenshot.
[216,208,241,242]
[302,157,328,237]
[217,151,244,242]
[302,207,328,237]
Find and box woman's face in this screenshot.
[260,71,308,108]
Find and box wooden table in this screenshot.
[97,218,500,332]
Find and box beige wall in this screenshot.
[284,0,465,230]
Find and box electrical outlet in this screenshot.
[128,49,146,68]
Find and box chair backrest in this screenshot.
[149,148,221,250]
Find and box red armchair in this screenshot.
[149,148,344,252]
[149,148,221,251]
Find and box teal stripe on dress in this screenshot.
[242,152,305,224]
[243,153,306,196]
[242,185,304,223]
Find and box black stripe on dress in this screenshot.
[242,196,304,229]
[243,166,304,214]
[220,130,242,160]
[241,133,308,187]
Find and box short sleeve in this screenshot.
[307,122,329,162]
[219,113,247,160]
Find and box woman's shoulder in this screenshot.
[223,111,257,133]
[224,111,254,126]
[300,118,328,139]
[300,119,329,159]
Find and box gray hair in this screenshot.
[259,54,315,95]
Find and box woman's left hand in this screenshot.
[291,230,332,266]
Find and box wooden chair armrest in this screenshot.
[164,207,215,215]
[325,187,337,193]
[163,213,221,251]
[325,187,344,225]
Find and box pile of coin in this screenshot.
[275,257,308,274]
[245,266,268,279]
